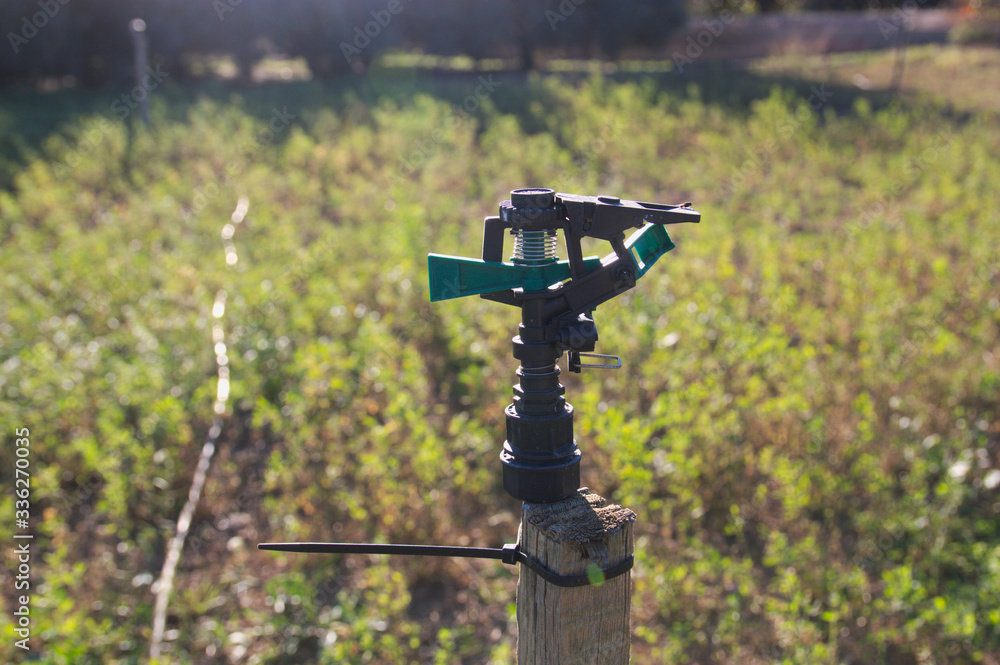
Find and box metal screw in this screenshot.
[612,265,635,288]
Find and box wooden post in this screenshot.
[517,488,636,664]
[129,18,149,126]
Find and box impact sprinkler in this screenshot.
[428,188,700,502]
[260,188,699,589]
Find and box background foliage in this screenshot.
[0,0,688,85]
[0,45,999,664]
[5,0,984,85]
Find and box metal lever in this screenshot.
[258,541,633,588]
[568,352,622,373]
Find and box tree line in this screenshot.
[2,0,951,86]
[2,0,686,86]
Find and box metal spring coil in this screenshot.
[512,230,558,265]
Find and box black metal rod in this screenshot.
[258,542,507,561]
[258,540,633,587]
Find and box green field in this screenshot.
[1,45,999,664]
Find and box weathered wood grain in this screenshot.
[517,489,636,664]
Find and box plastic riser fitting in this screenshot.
[505,403,574,452]
[511,365,565,416]
[501,444,580,503]
[515,366,564,394]
[512,381,565,416]
[511,331,566,416]
[512,335,560,366]
[501,403,579,502]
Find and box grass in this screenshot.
[749,44,1000,114]
[0,45,998,664]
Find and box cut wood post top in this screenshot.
[517,488,636,665]
[524,488,634,540]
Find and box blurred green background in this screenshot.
[0,2,999,662]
